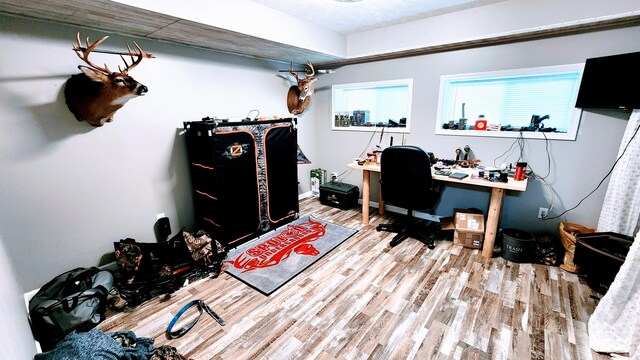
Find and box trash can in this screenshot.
[574,232,634,294]
[502,228,534,263]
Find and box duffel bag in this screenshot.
[28,267,113,350]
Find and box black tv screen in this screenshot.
[575,51,640,110]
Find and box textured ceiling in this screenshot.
[251,0,506,34]
[1,0,638,68]
[0,0,344,65]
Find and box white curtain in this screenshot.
[597,109,640,235]
[589,110,640,357]
[588,230,640,356]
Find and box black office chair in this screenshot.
[376,145,443,249]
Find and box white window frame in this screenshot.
[435,64,585,141]
[332,78,413,133]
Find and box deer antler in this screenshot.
[305,61,315,78]
[118,42,154,74]
[74,32,154,75]
[73,32,112,75]
[289,62,299,82]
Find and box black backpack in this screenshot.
[28,267,113,350]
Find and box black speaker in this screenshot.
[157,217,171,239]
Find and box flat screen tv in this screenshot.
[575,51,640,110]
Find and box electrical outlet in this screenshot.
[331,172,338,181]
[538,207,549,219]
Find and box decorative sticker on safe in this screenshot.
[222,143,250,159]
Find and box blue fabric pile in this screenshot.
[35,329,156,360]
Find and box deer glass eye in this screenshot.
[114,78,125,86]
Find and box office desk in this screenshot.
[347,162,528,259]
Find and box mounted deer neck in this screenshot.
[64,33,154,127]
[287,61,318,115]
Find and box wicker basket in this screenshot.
[558,222,596,273]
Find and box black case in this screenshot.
[319,181,359,210]
[183,118,299,248]
[574,232,634,294]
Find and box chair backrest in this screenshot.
[380,145,438,211]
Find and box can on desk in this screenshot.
[515,162,527,181]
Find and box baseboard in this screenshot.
[360,199,441,223]
[23,290,41,353]
[24,261,118,353]
[298,191,315,200]
[23,261,117,305]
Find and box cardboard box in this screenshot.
[454,212,485,232]
[453,211,485,249]
[439,216,455,231]
[454,231,484,249]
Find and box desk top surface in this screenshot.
[347,162,527,192]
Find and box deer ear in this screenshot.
[78,66,107,83]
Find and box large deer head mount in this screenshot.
[287,61,318,115]
[64,33,154,127]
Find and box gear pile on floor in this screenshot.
[34,329,189,360]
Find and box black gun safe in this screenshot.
[183,118,299,248]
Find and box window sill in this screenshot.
[435,129,576,140]
[332,126,410,134]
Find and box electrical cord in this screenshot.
[357,129,378,159]
[336,129,378,182]
[493,135,521,167]
[336,168,353,182]
[516,130,526,163]
[534,174,556,219]
[491,124,638,221]
[536,132,552,180]
[490,130,555,220]
[378,127,385,147]
[524,132,554,218]
[544,121,640,220]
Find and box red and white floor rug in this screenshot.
[224,215,358,295]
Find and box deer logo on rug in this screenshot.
[227,217,326,273]
[224,215,357,295]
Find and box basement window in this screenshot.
[332,79,413,133]
[435,64,584,140]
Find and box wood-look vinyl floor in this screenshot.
[99,197,609,360]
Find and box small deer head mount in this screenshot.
[287,61,318,115]
[64,33,154,127]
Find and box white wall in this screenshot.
[0,234,37,358]
[347,0,640,57]
[314,26,640,235]
[0,14,316,291]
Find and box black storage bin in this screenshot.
[574,232,634,294]
[319,182,359,210]
[183,118,299,248]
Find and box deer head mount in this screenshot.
[287,61,318,115]
[64,33,154,127]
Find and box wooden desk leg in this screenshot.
[482,187,505,259]
[378,174,385,215]
[362,169,370,224]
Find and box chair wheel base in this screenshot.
[380,218,438,250]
